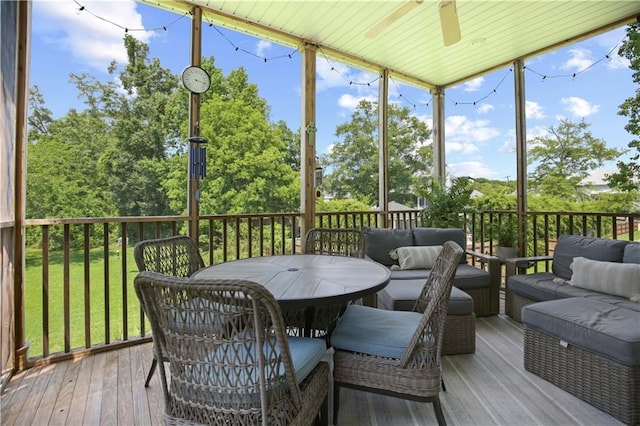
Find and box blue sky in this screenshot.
[30,0,636,182]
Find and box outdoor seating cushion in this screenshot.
[201,336,327,385]
[388,264,490,291]
[522,297,640,366]
[623,242,640,264]
[552,235,628,280]
[330,304,423,359]
[363,227,413,266]
[509,272,640,313]
[569,257,640,299]
[378,280,473,314]
[412,227,467,264]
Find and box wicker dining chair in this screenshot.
[133,235,205,387]
[329,241,464,425]
[303,228,365,258]
[298,228,366,337]
[134,271,330,426]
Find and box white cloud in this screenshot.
[337,93,376,109]
[33,0,152,70]
[476,103,494,114]
[464,77,484,92]
[561,48,593,72]
[606,54,629,70]
[256,40,272,57]
[448,161,498,178]
[446,115,500,143]
[525,101,545,119]
[526,125,549,141]
[561,96,600,117]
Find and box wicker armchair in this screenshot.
[298,228,366,337]
[303,228,365,258]
[133,235,205,387]
[134,271,330,426]
[329,241,464,425]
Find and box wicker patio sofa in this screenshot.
[362,227,500,355]
[364,227,501,316]
[505,235,640,425]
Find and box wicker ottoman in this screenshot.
[522,298,640,425]
[377,280,476,355]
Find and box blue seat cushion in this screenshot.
[330,304,422,359]
[377,280,473,315]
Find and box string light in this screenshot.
[74,0,628,110]
[74,0,188,33]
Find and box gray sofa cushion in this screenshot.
[388,264,490,291]
[508,272,592,301]
[377,280,473,314]
[453,264,492,290]
[412,227,467,264]
[623,243,640,264]
[522,297,640,366]
[363,227,413,266]
[552,235,628,280]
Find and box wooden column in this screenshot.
[378,69,389,227]
[187,7,203,241]
[514,59,528,254]
[300,44,317,239]
[432,87,446,180]
[14,0,31,370]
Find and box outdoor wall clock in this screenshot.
[181,65,211,94]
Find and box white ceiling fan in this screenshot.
[365,0,461,47]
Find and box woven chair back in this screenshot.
[303,228,365,258]
[134,235,205,277]
[134,271,305,425]
[403,241,464,368]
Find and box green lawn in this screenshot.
[24,245,145,358]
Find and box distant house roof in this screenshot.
[372,201,414,211]
[578,169,615,187]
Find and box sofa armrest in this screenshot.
[504,255,553,280]
[466,249,501,315]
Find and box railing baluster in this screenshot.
[84,224,91,349]
[63,224,71,353]
[103,223,110,345]
[42,225,49,358]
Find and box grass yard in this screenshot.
[24,245,145,359]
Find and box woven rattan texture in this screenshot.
[332,241,464,425]
[299,228,366,337]
[442,313,476,355]
[524,326,639,425]
[303,228,365,258]
[134,235,205,278]
[459,287,492,317]
[134,272,329,426]
[133,235,206,386]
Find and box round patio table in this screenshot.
[192,254,391,335]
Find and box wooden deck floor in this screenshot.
[1,314,622,425]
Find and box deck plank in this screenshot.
[83,352,106,424]
[0,314,625,426]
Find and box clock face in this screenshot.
[181,66,211,94]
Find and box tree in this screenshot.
[163,61,300,216]
[607,23,640,192]
[528,118,622,198]
[321,100,432,206]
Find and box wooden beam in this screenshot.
[187,7,203,241]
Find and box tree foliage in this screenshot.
[25,36,301,247]
[608,23,640,192]
[321,99,432,206]
[528,118,622,198]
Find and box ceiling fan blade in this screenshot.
[439,0,461,46]
[365,1,422,39]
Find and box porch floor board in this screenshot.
[1,314,622,425]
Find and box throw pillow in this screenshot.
[569,256,640,300]
[389,245,443,270]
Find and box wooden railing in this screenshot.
[21,209,639,366]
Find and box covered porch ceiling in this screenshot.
[141,1,640,90]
